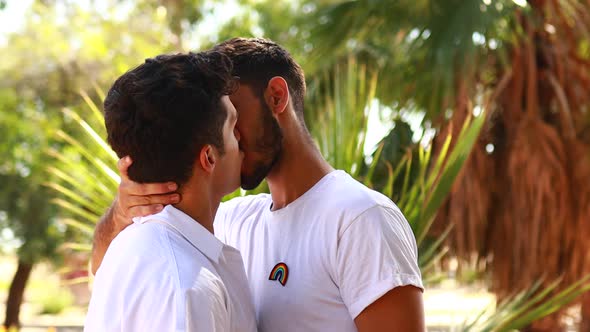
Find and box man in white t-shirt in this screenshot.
[91,38,425,331]
[84,51,257,331]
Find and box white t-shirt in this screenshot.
[85,205,257,332]
[215,170,423,332]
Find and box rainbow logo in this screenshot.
[268,262,289,286]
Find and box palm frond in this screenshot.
[308,56,377,176]
[463,275,590,331]
[47,92,119,245]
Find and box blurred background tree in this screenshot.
[0,88,62,328]
[0,0,174,327]
[1,0,590,330]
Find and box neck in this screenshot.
[267,123,333,210]
[174,179,220,233]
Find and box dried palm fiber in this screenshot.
[527,75,590,332]
[545,1,590,327]
[426,0,590,328]
[482,42,528,298]
[570,138,590,331]
[492,16,574,298]
[427,87,473,257]
[426,83,472,273]
[429,67,513,270]
[549,46,590,331]
[428,82,470,240]
[500,112,571,332]
[577,143,590,329]
[441,81,480,261]
[445,71,513,264]
[511,3,590,329]
[446,141,493,261]
[547,71,589,277]
[571,131,590,330]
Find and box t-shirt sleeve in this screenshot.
[335,204,424,319]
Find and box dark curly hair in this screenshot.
[213,37,306,123]
[103,51,237,185]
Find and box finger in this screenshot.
[126,193,181,208]
[117,156,133,181]
[128,204,164,219]
[121,181,178,196]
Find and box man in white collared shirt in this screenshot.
[84,51,256,332]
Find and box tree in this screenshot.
[307,0,590,329]
[0,0,181,326]
[0,88,62,328]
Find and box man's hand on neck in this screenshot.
[90,157,180,274]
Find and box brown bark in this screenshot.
[430,1,590,327]
[3,260,33,329]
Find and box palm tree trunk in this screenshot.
[3,260,33,329]
[580,293,590,332]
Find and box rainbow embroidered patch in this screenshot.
[268,262,289,286]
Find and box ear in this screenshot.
[199,145,217,174]
[264,76,290,116]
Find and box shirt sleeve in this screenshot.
[185,270,231,332]
[335,204,424,319]
[84,224,176,332]
[85,252,179,332]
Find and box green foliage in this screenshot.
[462,276,590,331]
[0,0,181,260]
[34,286,74,315]
[308,57,377,177]
[307,0,523,117]
[0,86,63,263]
[26,266,75,315]
[48,94,119,248]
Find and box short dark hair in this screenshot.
[213,38,306,121]
[104,51,236,185]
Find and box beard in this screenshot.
[240,102,283,190]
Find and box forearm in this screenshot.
[91,202,126,275]
[354,286,425,332]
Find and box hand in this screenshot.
[112,156,181,229]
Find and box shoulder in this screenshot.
[318,171,404,232]
[106,221,171,262]
[342,204,414,247]
[324,171,395,208]
[98,221,178,283]
[91,223,180,316]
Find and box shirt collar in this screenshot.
[133,205,224,264]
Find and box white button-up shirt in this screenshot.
[85,205,257,332]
